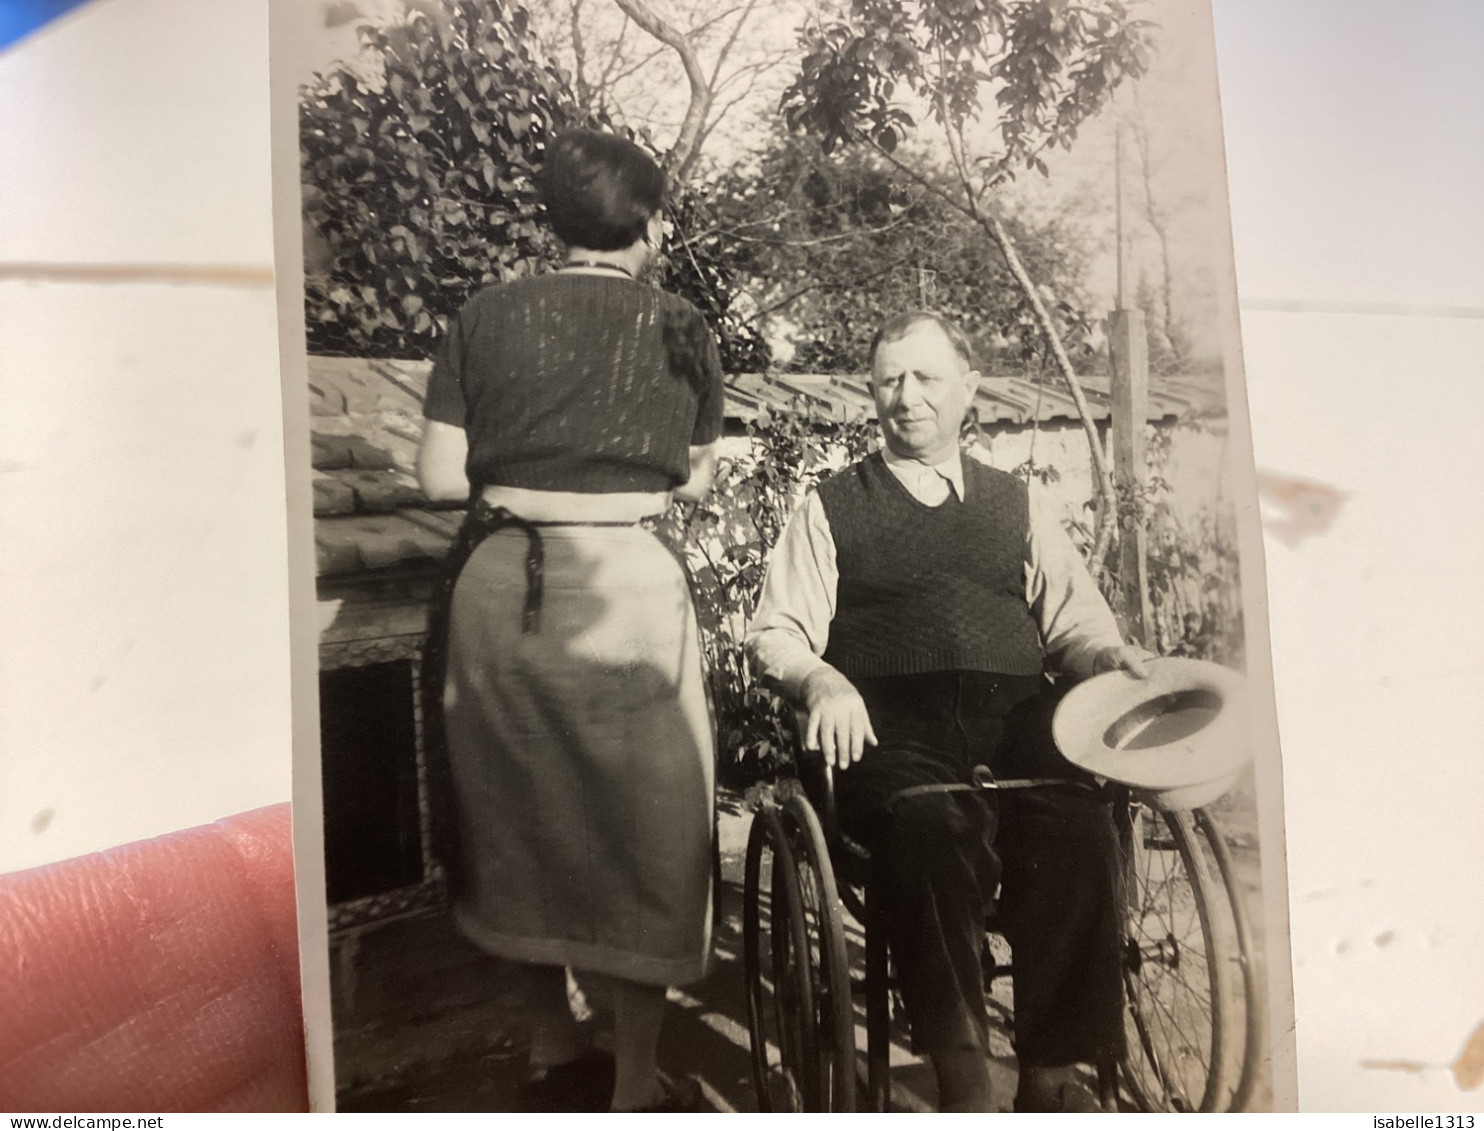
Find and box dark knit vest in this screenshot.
[817,452,1045,679]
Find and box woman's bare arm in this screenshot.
[416,420,471,503]
[672,442,718,504]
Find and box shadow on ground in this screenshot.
[330,802,974,1112]
[332,784,1270,1112]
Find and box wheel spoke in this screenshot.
[1119,806,1234,1113]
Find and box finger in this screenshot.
[831,719,852,772]
[863,715,879,748]
[831,718,852,772]
[819,714,839,767]
[846,712,863,765]
[805,710,822,752]
[853,710,870,763]
[0,804,308,1113]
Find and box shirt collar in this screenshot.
[882,446,966,501]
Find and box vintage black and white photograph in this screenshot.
[273,0,1292,1112]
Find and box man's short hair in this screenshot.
[869,311,976,371]
[536,130,667,252]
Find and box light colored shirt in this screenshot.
[745,448,1126,699]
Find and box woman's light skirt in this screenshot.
[443,525,714,986]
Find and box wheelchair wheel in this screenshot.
[742,791,856,1112]
[1196,807,1265,1112]
[1116,803,1259,1112]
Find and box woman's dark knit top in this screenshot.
[423,273,725,494]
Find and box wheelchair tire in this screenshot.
[1117,804,1246,1112]
[779,791,857,1113]
[742,795,856,1112]
[1196,806,1265,1112]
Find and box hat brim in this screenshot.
[1053,657,1250,794]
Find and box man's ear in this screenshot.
[964,368,982,398]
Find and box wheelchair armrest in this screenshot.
[789,706,847,856]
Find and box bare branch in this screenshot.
[569,0,592,108]
[981,208,1118,577]
[862,130,976,221]
[707,0,759,91]
[601,40,671,87]
[595,12,631,90]
[751,253,914,320]
[612,0,714,180]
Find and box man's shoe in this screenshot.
[1014,1065,1106,1113]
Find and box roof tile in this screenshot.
[313,472,356,517]
[305,356,1224,579]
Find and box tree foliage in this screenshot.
[783,0,1154,178]
[779,0,1157,577]
[299,0,775,365]
[300,0,594,357]
[687,131,1100,373]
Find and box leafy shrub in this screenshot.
[652,401,876,783]
[299,1,591,357]
[1101,416,1244,664]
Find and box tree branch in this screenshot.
[611,0,714,182]
[750,253,913,320]
[858,129,1117,575]
[981,208,1118,577]
[707,0,757,91]
[569,0,592,108]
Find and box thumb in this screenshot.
[1123,650,1153,679]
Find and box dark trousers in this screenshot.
[833,671,1126,1069]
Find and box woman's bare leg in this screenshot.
[608,978,668,1110]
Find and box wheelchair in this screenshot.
[740,722,1264,1113]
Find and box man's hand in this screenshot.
[1094,644,1157,679]
[799,666,878,771]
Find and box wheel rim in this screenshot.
[1117,805,1235,1112]
[742,804,819,1111]
[781,793,858,1113]
[1196,807,1265,1111]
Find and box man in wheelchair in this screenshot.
[746,311,1154,1112]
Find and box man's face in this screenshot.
[871,321,980,463]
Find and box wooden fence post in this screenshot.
[1109,307,1153,645]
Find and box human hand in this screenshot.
[0,804,308,1113]
[1094,645,1157,679]
[799,666,878,771]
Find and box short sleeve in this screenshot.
[690,315,725,445]
[422,306,470,426]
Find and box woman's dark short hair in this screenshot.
[536,130,667,251]
[869,311,977,370]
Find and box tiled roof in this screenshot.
[308,357,1223,579]
[310,358,462,580]
[723,371,1219,427]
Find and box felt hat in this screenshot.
[1052,657,1250,811]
